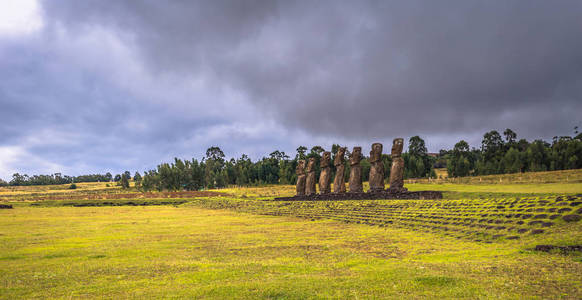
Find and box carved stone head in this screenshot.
[306,157,316,172]
[370,143,383,163]
[320,151,331,168]
[334,147,346,166]
[350,147,362,165]
[296,160,306,175]
[391,138,404,157]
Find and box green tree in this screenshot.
[502,148,522,173]
[447,140,472,177]
[503,128,517,144]
[481,130,504,160]
[567,155,578,169]
[296,146,307,160]
[133,172,142,189]
[269,150,289,161]
[206,146,225,161]
[408,136,428,157]
[478,130,505,174]
[10,173,26,186]
[204,146,226,188]
[525,140,548,172]
[141,170,161,191]
[120,173,130,189]
[407,136,432,178]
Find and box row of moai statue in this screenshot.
[295,138,407,196]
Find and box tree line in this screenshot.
[1,129,580,189]
[1,173,113,187]
[0,171,133,187]
[442,128,582,177]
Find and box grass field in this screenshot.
[406,168,582,185]
[1,169,581,298]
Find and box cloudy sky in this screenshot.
[1,0,581,179]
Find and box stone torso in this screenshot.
[368,143,385,192]
[333,147,346,193]
[388,138,407,192]
[318,151,332,194]
[295,160,306,196]
[305,158,317,195]
[348,147,363,193]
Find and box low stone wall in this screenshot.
[273,190,443,201]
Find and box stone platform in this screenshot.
[273,190,443,201]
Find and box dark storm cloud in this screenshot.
[1,0,581,178]
[0,26,271,177]
[40,0,582,144]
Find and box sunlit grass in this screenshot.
[407,169,582,185]
[0,169,581,298]
[0,182,117,195]
[408,182,582,194]
[1,206,581,298]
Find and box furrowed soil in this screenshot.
[1,170,581,299]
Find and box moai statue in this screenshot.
[333,147,347,193]
[388,138,408,192]
[295,160,306,196]
[348,146,363,193]
[368,143,384,192]
[318,151,332,194]
[305,157,317,195]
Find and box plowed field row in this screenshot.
[192,195,582,242]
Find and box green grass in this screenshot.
[407,182,582,199]
[1,206,581,299]
[407,169,582,184]
[29,198,189,207]
[409,182,582,194]
[0,169,582,298]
